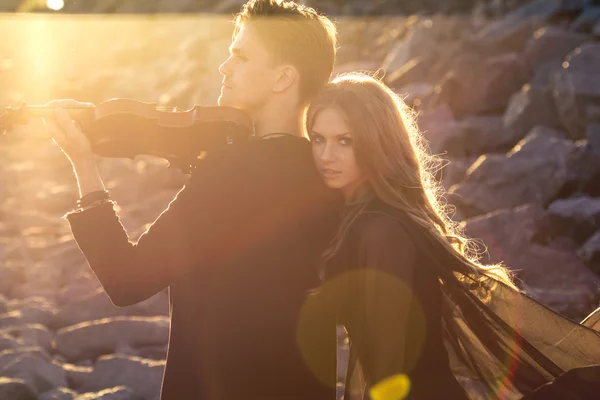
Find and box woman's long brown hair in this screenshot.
[305,72,516,289]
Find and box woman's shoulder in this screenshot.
[349,202,418,248]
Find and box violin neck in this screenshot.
[22,105,91,119]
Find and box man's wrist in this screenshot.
[72,159,106,198]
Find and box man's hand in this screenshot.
[42,99,106,197]
[42,99,95,167]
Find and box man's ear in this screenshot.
[272,65,298,94]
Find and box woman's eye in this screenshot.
[340,138,352,146]
[312,136,324,144]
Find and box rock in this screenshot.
[0,294,7,314]
[51,288,168,331]
[385,56,431,89]
[58,272,103,306]
[1,352,68,393]
[80,354,164,400]
[570,6,600,33]
[55,316,169,363]
[503,84,565,139]
[395,82,435,108]
[448,129,577,217]
[415,104,464,156]
[75,386,143,400]
[52,361,93,390]
[438,157,475,197]
[436,51,526,117]
[453,116,523,157]
[0,347,51,370]
[131,344,167,361]
[14,303,58,328]
[578,230,600,268]
[530,61,564,88]
[462,203,600,320]
[40,387,77,400]
[0,262,23,298]
[547,196,600,242]
[0,324,54,355]
[561,140,600,196]
[470,0,585,55]
[588,123,600,156]
[553,43,600,140]
[0,377,38,400]
[0,310,23,328]
[516,244,600,320]
[380,20,440,76]
[0,332,25,351]
[523,26,587,74]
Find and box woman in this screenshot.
[304,72,600,400]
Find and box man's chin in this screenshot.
[217,94,229,107]
[218,96,239,109]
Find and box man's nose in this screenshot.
[218,56,231,76]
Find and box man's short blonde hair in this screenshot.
[233,0,338,106]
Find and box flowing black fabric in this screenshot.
[419,222,600,399]
[322,200,600,400]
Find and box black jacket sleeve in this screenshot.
[64,152,243,307]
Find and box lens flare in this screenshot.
[46,0,64,11]
[369,374,411,400]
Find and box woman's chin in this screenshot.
[321,178,345,190]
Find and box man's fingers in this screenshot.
[53,107,76,129]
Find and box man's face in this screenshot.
[218,24,280,112]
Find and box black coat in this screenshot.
[65,136,342,400]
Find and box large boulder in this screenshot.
[1,351,68,394]
[435,51,527,117]
[51,288,168,331]
[462,204,600,320]
[523,26,588,74]
[55,316,169,363]
[503,84,565,139]
[448,128,600,218]
[0,377,38,400]
[80,355,165,400]
[553,43,600,140]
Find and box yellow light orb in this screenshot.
[369,374,411,400]
[46,0,64,11]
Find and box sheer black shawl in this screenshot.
[345,209,600,400]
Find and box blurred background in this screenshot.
[0,0,599,399]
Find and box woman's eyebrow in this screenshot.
[310,130,352,137]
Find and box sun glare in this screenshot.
[46,0,64,11]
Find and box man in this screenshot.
[32,1,342,398]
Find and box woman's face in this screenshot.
[309,107,364,199]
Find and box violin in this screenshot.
[0,98,254,173]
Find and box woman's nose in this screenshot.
[319,143,336,162]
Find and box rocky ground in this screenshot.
[0,0,600,399]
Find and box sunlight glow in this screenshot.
[46,0,64,11]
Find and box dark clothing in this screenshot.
[311,199,600,400]
[311,200,600,400]
[312,200,468,399]
[65,136,342,400]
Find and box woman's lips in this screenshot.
[320,168,341,178]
